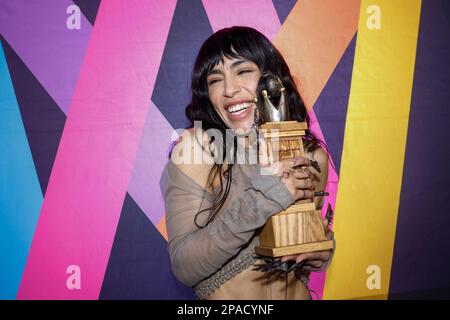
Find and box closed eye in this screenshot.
[238,69,253,75]
[208,78,222,86]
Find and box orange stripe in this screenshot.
[156,214,168,241]
[274,0,361,110]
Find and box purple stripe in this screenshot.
[73,0,101,25]
[389,0,450,299]
[132,0,214,225]
[1,37,66,196]
[99,193,195,299]
[0,0,92,114]
[127,102,175,225]
[272,0,297,24]
[313,34,357,174]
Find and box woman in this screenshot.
[160,26,334,300]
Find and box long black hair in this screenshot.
[184,26,325,228]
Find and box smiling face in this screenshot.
[206,56,261,132]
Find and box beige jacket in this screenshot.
[160,159,332,300]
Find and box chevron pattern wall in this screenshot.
[0,0,449,300]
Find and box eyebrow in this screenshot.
[207,59,248,76]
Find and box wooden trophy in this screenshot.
[254,74,334,257]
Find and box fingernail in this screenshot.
[314,191,329,197]
[309,159,321,173]
[326,203,334,226]
[280,262,289,272]
[272,260,283,267]
[287,262,299,273]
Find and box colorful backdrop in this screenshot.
[1,0,449,300]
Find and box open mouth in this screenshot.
[226,102,252,115]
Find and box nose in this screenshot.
[223,76,241,97]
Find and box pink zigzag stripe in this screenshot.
[17,0,176,299]
[202,0,281,38]
[307,108,340,299]
[127,100,174,226]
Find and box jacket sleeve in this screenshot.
[160,162,294,287]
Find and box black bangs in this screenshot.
[198,26,274,76]
[204,43,241,74]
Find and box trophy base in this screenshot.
[255,240,334,258]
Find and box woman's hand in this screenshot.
[256,136,333,270]
[280,216,334,270]
[257,137,316,201]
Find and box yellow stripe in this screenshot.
[323,0,421,300]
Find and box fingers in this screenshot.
[292,167,312,179]
[289,157,321,172]
[296,251,330,264]
[322,217,330,232]
[304,260,324,268]
[279,173,314,201]
[294,189,314,200]
[261,156,319,201]
[293,176,313,189]
[259,152,318,172]
[322,203,334,238]
[280,169,312,187]
[279,167,311,180]
[322,218,334,239]
[295,253,307,264]
[280,255,297,263]
[290,157,310,168]
[322,223,333,241]
[325,203,334,227]
[278,250,333,271]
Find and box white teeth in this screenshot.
[227,102,251,114]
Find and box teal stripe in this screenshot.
[0,42,43,299]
